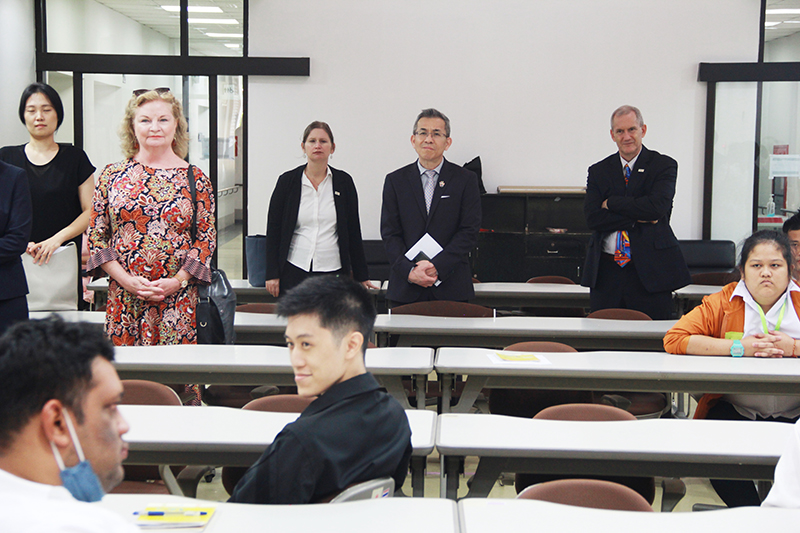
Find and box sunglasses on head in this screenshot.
[132,87,171,97]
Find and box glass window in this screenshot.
[189,1,244,57]
[764,0,800,61]
[216,76,244,277]
[46,0,180,56]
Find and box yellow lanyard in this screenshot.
[755,296,787,335]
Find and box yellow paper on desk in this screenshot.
[491,352,550,364]
[135,505,216,529]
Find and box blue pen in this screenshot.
[134,510,208,516]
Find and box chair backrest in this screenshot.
[517,479,654,512]
[534,403,636,421]
[328,477,395,503]
[690,271,740,286]
[242,394,316,413]
[236,303,277,314]
[121,380,182,406]
[678,239,736,275]
[526,275,576,285]
[390,300,493,317]
[504,341,577,353]
[586,308,652,321]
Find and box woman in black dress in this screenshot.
[0,83,95,304]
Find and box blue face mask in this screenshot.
[49,410,106,503]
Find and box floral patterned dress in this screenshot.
[87,159,216,345]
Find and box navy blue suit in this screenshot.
[581,146,690,319]
[380,158,481,304]
[0,160,32,333]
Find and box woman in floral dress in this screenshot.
[87,88,215,346]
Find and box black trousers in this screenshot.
[589,253,673,320]
[705,399,797,507]
[0,295,28,336]
[280,262,344,297]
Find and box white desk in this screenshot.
[100,494,458,532]
[458,498,800,533]
[114,344,433,410]
[436,414,791,499]
[120,405,436,497]
[29,310,290,345]
[434,347,800,413]
[472,282,591,309]
[375,314,676,350]
[673,284,725,314]
[89,278,385,304]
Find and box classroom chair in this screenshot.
[690,271,740,286]
[221,394,316,496]
[515,403,685,511]
[327,477,395,503]
[586,309,670,419]
[203,302,280,407]
[113,380,212,497]
[517,478,654,512]
[523,276,585,317]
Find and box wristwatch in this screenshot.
[176,275,189,289]
[730,339,744,358]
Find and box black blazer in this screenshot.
[380,158,481,303]
[265,165,369,281]
[581,146,691,293]
[0,160,32,300]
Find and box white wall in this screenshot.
[247,0,761,240]
[0,0,35,148]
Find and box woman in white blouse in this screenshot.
[264,121,375,297]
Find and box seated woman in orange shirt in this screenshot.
[664,230,800,507]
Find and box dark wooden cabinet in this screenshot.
[472,188,590,282]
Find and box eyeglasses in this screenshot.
[132,87,171,97]
[414,130,447,140]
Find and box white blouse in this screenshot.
[287,168,342,273]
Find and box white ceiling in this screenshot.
[89,0,800,51]
[766,0,800,41]
[90,0,243,56]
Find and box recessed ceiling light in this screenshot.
[161,6,223,13]
[766,9,800,15]
[765,21,782,27]
[224,44,241,49]
[784,20,800,23]
[189,18,239,25]
[205,33,243,38]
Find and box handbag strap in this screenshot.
[187,164,197,243]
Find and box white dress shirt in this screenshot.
[763,418,800,508]
[287,168,342,273]
[0,467,138,533]
[724,280,800,420]
[602,151,641,255]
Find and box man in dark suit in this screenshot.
[0,160,32,334]
[380,108,481,305]
[581,105,690,320]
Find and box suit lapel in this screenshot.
[427,159,450,221]
[629,146,651,196]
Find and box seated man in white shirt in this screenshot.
[0,317,137,532]
[763,419,800,508]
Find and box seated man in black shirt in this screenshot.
[228,276,412,504]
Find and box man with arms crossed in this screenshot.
[0,317,136,532]
[229,276,412,504]
[381,108,481,305]
[582,105,690,320]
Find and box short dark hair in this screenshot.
[0,318,114,452]
[277,276,376,355]
[302,121,334,145]
[18,83,65,129]
[414,108,451,138]
[739,230,793,271]
[783,212,800,233]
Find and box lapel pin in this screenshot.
[439,181,445,188]
[638,169,644,172]
[334,191,340,196]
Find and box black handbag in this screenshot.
[187,165,236,344]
